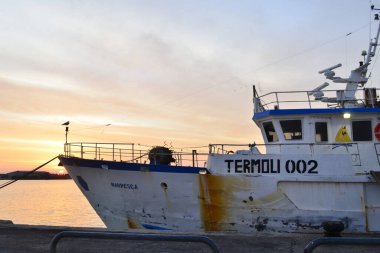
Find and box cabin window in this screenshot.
[315,122,328,142]
[263,121,278,142]
[280,120,302,140]
[352,120,372,141]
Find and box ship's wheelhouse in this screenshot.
[254,108,380,145]
[253,108,380,172]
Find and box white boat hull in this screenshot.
[60,156,380,233]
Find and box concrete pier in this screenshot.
[0,224,379,252]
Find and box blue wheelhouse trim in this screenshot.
[253,107,380,120]
[58,156,206,174]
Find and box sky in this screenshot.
[0,0,380,173]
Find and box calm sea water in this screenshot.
[0,180,105,228]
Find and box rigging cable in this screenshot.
[137,23,372,110]
[0,156,58,190]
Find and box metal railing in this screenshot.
[208,143,361,166]
[64,142,136,161]
[49,231,220,253]
[63,142,209,168]
[304,236,380,253]
[63,142,367,167]
[253,87,380,112]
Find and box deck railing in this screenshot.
[63,142,209,167]
[208,143,361,166]
[253,87,380,112]
[63,142,366,167]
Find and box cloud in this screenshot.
[0,0,377,172]
[0,137,61,147]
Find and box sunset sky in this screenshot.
[1,0,379,172]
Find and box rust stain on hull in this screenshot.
[198,174,249,232]
[127,216,141,229]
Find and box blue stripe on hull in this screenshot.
[142,224,172,230]
[58,156,205,174]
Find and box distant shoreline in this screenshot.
[0,171,71,180]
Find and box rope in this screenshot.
[0,156,59,190]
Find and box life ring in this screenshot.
[375,123,380,141]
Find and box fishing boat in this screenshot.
[59,6,380,233]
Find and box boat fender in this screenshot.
[375,123,380,141]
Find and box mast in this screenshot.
[365,5,380,66]
[315,5,380,108]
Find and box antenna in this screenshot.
[307,82,329,100]
[318,63,342,74]
[318,63,342,79]
[314,5,380,108]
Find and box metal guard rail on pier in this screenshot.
[304,237,380,253]
[49,231,220,253]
